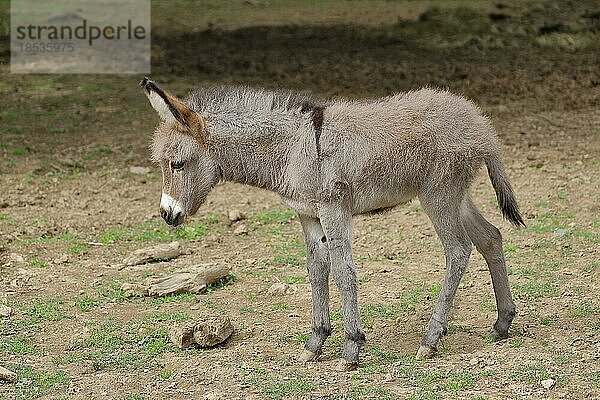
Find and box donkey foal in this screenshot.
[139,77,525,371]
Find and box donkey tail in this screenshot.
[485,153,526,227]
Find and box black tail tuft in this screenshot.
[486,155,526,227]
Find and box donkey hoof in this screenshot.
[487,329,508,342]
[335,359,358,372]
[299,349,319,363]
[416,345,436,360]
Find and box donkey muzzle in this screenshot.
[160,193,184,227]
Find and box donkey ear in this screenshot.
[139,77,203,130]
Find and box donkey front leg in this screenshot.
[319,207,365,371]
[298,216,332,362]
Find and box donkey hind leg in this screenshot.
[298,216,332,362]
[460,197,516,340]
[318,206,365,371]
[417,191,472,359]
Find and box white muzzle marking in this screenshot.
[160,193,184,216]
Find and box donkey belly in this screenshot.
[351,185,418,215]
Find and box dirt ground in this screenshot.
[0,1,599,399]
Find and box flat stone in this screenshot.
[541,378,555,389]
[0,366,17,382]
[552,229,568,239]
[193,316,234,347]
[267,282,292,295]
[0,305,12,318]
[122,241,182,266]
[227,210,246,223]
[233,224,248,235]
[169,316,234,348]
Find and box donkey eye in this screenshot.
[170,160,185,171]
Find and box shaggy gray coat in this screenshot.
[141,78,524,370]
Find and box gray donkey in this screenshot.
[139,77,524,371]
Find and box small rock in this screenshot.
[228,210,246,223]
[233,224,248,236]
[0,305,12,318]
[129,166,150,175]
[0,366,17,382]
[53,255,68,264]
[8,253,25,264]
[193,316,234,347]
[169,316,234,348]
[205,393,221,400]
[123,241,182,266]
[541,378,555,389]
[121,282,147,298]
[469,357,479,366]
[169,323,197,349]
[553,229,568,239]
[267,282,292,296]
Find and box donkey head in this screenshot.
[140,77,220,227]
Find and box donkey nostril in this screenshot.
[172,211,182,227]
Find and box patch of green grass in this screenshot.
[30,259,48,268]
[527,212,566,234]
[159,369,173,380]
[264,375,316,399]
[447,324,470,334]
[97,281,126,303]
[569,303,600,318]
[62,312,189,371]
[271,236,306,266]
[283,275,306,285]
[539,316,556,326]
[150,291,197,306]
[254,209,295,225]
[83,145,113,160]
[513,281,558,300]
[504,243,518,254]
[12,365,69,400]
[295,332,309,344]
[361,303,397,328]
[204,274,236,294]
[99,220,209,245]
[508,337,525,348]
[0,334,40,355]
[509,363,551,384]
[442,371,476,392]
[271,302,288,311]
[67,242,89,255]
[12,146,27,156]
[20,297,68,326]
[75,295,98,312]
[19,232,77,246]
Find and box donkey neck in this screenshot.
[206,114,299,192]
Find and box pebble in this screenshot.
[553,229,568,239]
[233,224,248,235]
[8,253,25,264]
[541,378,555,389]
[0,305,12,318]
[0,366,17,382]
[267,282,292,295]
[228,210,246,223]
